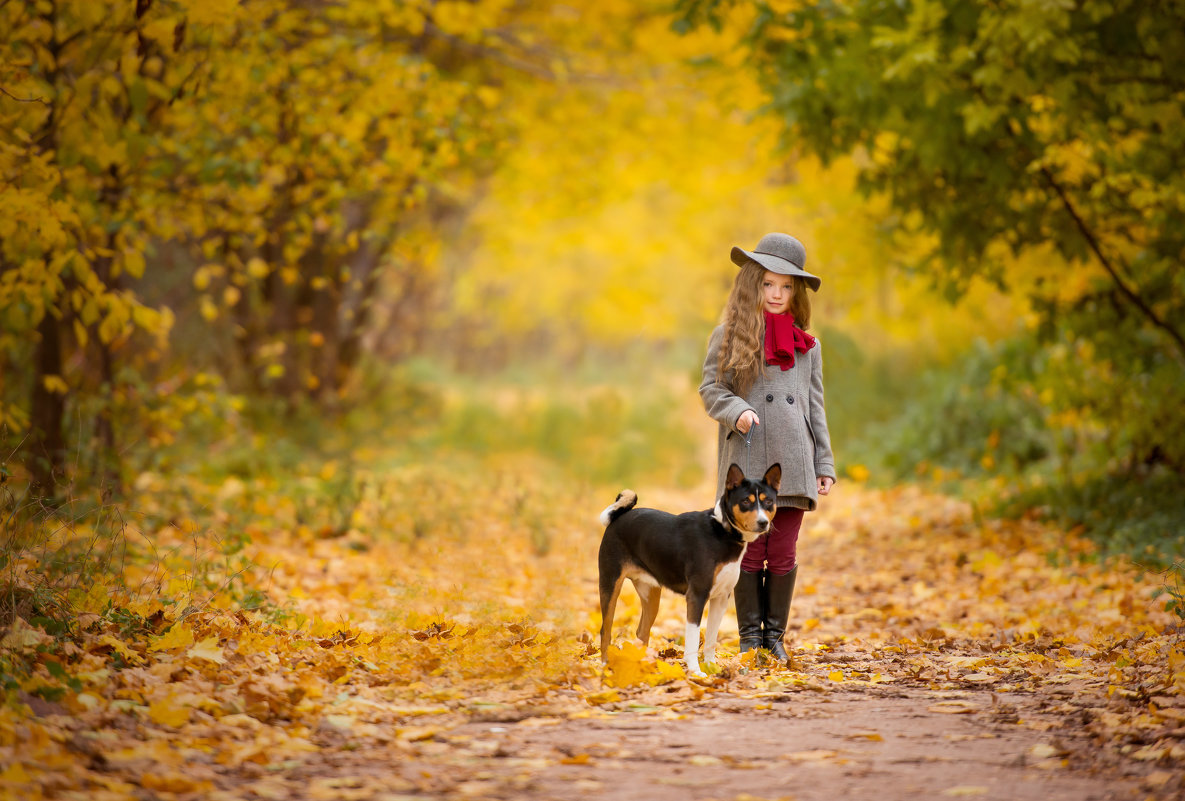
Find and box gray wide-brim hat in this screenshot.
[731,232,821,291]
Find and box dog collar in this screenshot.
[711,503,748,543]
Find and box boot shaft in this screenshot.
[733,569,765,652]
[762,566,798,660]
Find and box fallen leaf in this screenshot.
[1,618,54,651]
[147,695,191,728]
[605,642,649,687]
[1028,743,1063,760]
[397,726,443,742]
[783,750,839,762]
[928,700,978,714]
[189,636,226,664]
[961,673,998,683]
[1143,771,1175,789]
[584,689,621,705]
[1131,745,1169,761]
[847,731,884,742]
[141,772,211,793]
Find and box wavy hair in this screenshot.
[717,263,813,396]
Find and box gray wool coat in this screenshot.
[699,324,836,511]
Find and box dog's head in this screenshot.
[719,463,781,542]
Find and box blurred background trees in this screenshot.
[3,0,1181,558]
[3,0,564,495]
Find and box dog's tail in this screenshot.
[598,490,638,528]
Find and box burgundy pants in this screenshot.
[741,506,804,575]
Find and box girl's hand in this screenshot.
[817,476,834,495]
[736,410,760,434]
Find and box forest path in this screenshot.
[13,405,1180,801]
[404,681,1146,801]
[230,476,1177,801]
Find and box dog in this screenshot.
[597,462,781,677]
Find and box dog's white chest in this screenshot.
[710,549,746,599]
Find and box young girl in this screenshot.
[698,232,836,661]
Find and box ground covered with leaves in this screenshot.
[2,466,1182,800]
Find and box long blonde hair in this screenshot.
[717,263,813,396]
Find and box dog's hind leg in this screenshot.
[701,594,730,667]
[599,572,625,661]
[634,579,662,647]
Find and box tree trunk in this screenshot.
[29,314,66,500]
[29,2,65,501]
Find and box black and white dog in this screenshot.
[597,463,781,677]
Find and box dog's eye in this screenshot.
[747,495,755,504]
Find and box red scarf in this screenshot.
[764,310,816,370]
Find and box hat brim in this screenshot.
[731,247,821,292]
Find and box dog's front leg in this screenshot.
[683,590,709,677]
[682,621,703,676]
[701,593,730,667]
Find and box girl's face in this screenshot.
[761,271,795,314]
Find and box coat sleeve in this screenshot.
[809,342,837,480]
[698,325,755,433]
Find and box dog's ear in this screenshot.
[725,463,745,491]
[763,463,782,492]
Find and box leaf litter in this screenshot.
[1,473,1182,800]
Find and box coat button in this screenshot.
[766,394,774,402]
[786,395,795,404]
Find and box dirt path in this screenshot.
[263,677,1160,801]
[426,685,1145,801]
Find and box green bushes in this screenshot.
[832,328,1185,564]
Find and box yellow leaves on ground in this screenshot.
[146,694,192,728]
[603,641,686,688]
[189,636,228,665]
[1,445,1181,800]
[148,625,194,652]
[0,618,53,652]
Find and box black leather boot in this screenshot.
[762,566,797,661]
[733,569,765,653]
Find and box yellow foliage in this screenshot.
[149,626,195,653]
[451,3,1031,362]
[604,641,687,687]
[146,694,192,728]
[189,636,228,665]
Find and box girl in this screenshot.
[698,232,836,661]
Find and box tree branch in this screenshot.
[1039,165,1185,362]
[0,85,49,104]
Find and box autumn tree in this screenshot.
[679,0,1185,475]
[1,0,572,495]
[166,1,536,404]
[1,1,178,498]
